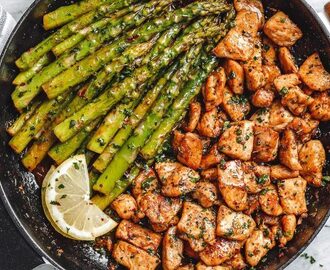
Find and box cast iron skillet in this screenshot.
[0,0,329,269]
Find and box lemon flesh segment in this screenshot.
[43,155,117,240]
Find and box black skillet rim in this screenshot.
[0,0,329,269]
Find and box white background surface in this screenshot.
[0,0,329,269]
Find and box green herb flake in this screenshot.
[58,184,65,189]
[279,87,289,96]
[69,120,76,129]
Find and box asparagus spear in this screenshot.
[93,44,202,195]
[48,119,101,164]
[16,2,133,70]
[13,54,52,85]
[91,166,140,210]
[9,91,76,154]
[42,1,230,99]
[54,15,224,142]
[6,101,41,136]
[13,0,172,110]
[92,58,180,172]
[43,0,130,30]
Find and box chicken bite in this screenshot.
[218,160,248,211]
[201,168,218,182]
[213,10,259,61]
[197,108,224,138]
[279,129,302,171]
[162,227,184,270]
[278,47,298,74]
[279,214,297,247]
[224,59,244,94]
[299,140,326,187]
[112,240,160,270]
[270,165,299,180]
[251,88,275,108]
[138,191,182,232]
[253,125,279,162]
[177,202,216,252]
[183,101,202,132]
[277,177,307,215]
[200,143,226,170]
[262,37,277,66]
[222,87,250,121]
[115,220,162,253]
[274,73,301,91]
[203,69,226,111]
[299,52,330,91]
[192,181,218,208]
[245,229,275,266]
[269,101,294,132]
[132,169,159,199]
[258,184,283,216]
[216,205,256,241]
[242,162,271,193]
[111,194,140,221]
[263,11,303,46]
[218,121,254,161]
[196,262,231,270]
[172,131,203,170]
[199,238,241,266]
[223,252,247,269]
[250,107,270,126]
[234,0,264,29]
[309,92,330,121]
[262,64,281,91]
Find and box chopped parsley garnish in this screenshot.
[279,87,289,96]
[58,184,65,189]
[228,71,236,80]
[69,120,76,129]
[73,162,80,170]
[256,174,268,185]
[50,200,61,206]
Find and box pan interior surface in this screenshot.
[0,0,329,269]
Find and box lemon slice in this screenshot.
[43,154,117,240]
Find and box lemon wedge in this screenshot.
[42,154,117,240]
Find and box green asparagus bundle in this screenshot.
[42,1,230,100]
[93,44,202,195]
[54,15,224,143]
[12,0,172,110]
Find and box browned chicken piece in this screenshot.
[203,69,226,111]
[262,64,281,90]
[115,220,162,253]
[222,87,250,121]
[139,191,182,232]
[201,168,218,182]
[196,262,231,270]
[199,238,241,266]
[258,184,283,216]
[244,194,260,215]
[94,236,113,253]
[155,162,179,184]
[177,264,195,270]
[162,227,184,270]
[288,114,319,142]
[112,194,139,221]
[270,165,299,180]
[279,214,297,247]
[183,241,200,259]
[213,10,259,61]
[162,166,199,197]
[218,160,248,211]
[243,162,271,193]
[218,121,254,161]
[234,0,264,29]
[253,125,279,162]
[251,88,275,108]
[299,140,326,187]
[250,107,270,126]
[132,169,159,199]
[216,205,256,241]
[200,144,226,170]
[243,39,266,91]
[279,129,302,171]
[277,177,307,215]
[256,213,279,226]
[269,101,294,132]
[112,240,160,270]
[273,73,301,91]
[245,229,275,267]
[263,11,303,46]
[183,101,202,132]
[197,108,223,138]
[262,37,277,66]
[278,47,298,74]
[192,181,218,208]
[223,252,247,270]
[224,59,244,94]
[172,131,203,170]
[309,92,330,121]
[177,202,216,252]
[280,86,314,116]
[299,52,330,91]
